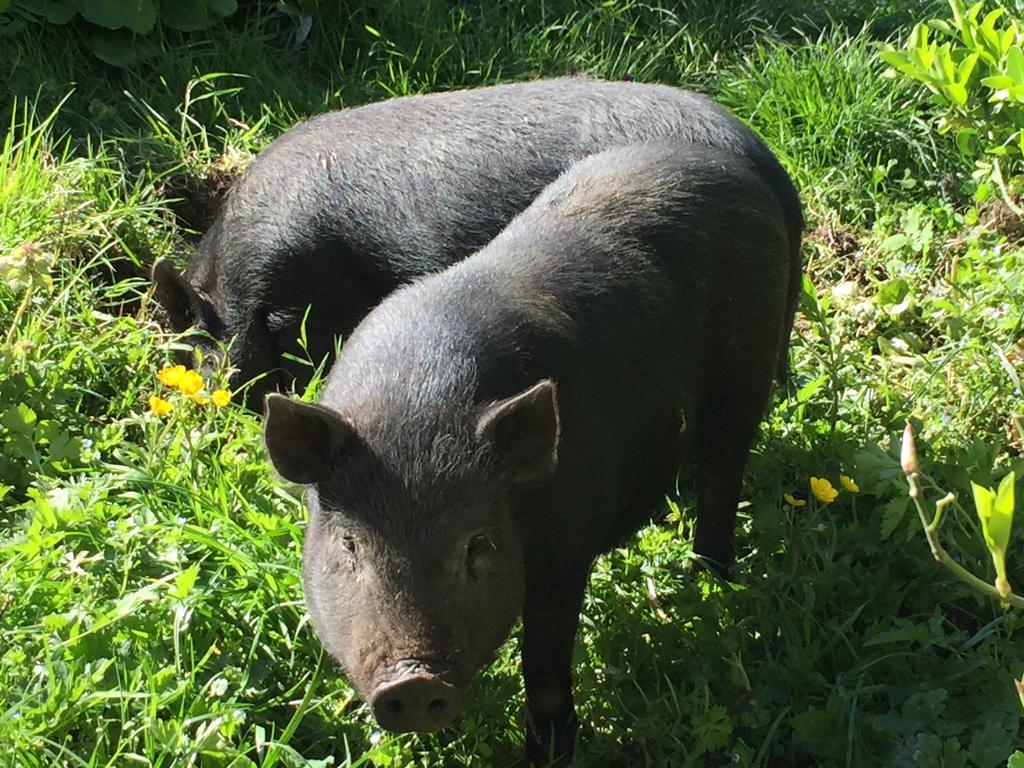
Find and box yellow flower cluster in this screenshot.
[785,474,860,507]
[150,365,231,416]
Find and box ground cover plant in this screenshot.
[1,0,1023,766]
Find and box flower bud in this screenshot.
[901,422,919,475]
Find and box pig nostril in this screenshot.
[384,698,403,716]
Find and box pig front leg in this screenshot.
[521,566,589,767]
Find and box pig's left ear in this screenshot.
[151,258,208,333]
[476,379,560,485]
[264,393,355,484]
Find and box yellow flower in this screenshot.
[149,395,173,416]
[840,475,860,493]
[211,389,231,408]
[810,477,839,503]
[177,370,204,396]
[157,365,186,387]
[784,493,807,508]
[191,394,211,405]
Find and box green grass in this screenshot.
[1,1,1023,767]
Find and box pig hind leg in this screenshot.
[692,334,781,574]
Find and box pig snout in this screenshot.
[370,663,461,733]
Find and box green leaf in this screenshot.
[798,273,820,317]
[88,27,158,66]
[2,403,37,435]
[876,278,909,306]
[169,564,199,600]
[1007,751,1024,768]
[13,0,78,23]
[982,74,1014,89]
[47,432,81,464]
[1007,45,1024,84]
[937,43,957,84]
[968,719,1014,768]
[958,51,979,84]
[159,0,210,31]
[980,9,1006,57]
[881,496,909,540]
[881,49,917,76]
[973,473,1015,595]
[946,81,968,106]
[80,0,156,33]
[994,471,1015,535]
[0,0,11,13]
[955,127,976,155]
[160,0,235,31]
[207,0,236,18]
[795,374,827,404]
[972,481,996,535]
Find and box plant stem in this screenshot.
[907,471,1024,608]
[4,285,34,348]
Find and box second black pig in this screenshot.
[152,77,802,409]
[263,140,800,765]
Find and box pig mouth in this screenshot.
[369,658,464,733]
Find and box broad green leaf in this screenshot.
[169,564,199,600]
[1008,751,1024,768]
[2,403,37,435]
[0,0,11,14]
[47,432,81,463]
[160,0,212,31]
[981,74,1014,89]
[795,374,827,404]
[207,0,236,18]
[160,0,236,31]
[914,44,937,75]
[958,51,979,84]
[973,473,1015,596]
[880,49,915,74]
[980,9,1006,59]
[881,496,909,540]
[13,0,77,23]
[1007,45,1024,84]
[88,28,157,67]
[955,127,976,155]
[994,471,1015,532]
[798,273,819,316]
[972,482,996,534]
[876,278,909,306]
[80,0,156,33]
[929,19,956,38]
[937,44,957,83]
[946,81,968,106]
[1004,26,1019,56]
[981,8,1006,35]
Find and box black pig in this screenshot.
[152,78,801,410]
[263,141,801,765]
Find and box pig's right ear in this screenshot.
[476,379,560,485]
[151,258,206,333]
[263,393,355,484]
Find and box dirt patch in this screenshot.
[160,151,250,237]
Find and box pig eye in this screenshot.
[341,535,358,561]
[465,533,495,578]
[468,533,494,556]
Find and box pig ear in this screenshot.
[476,379,560,485]
[264,393,355,484]
[151,258,207,333]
